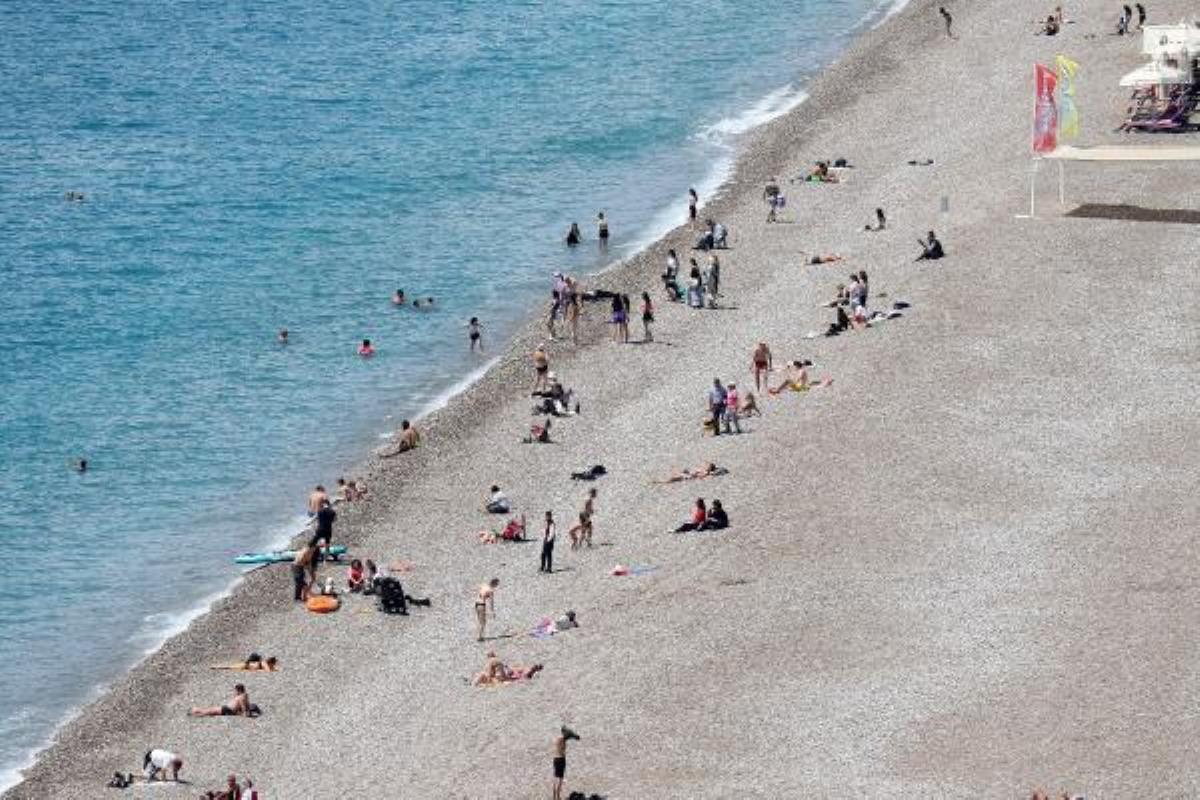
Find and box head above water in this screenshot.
[489,578,500,588]
[401,419,410,430]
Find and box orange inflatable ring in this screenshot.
[305,595,340,614]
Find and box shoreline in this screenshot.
[12,0,1200,796]
[1,2,910,790]
[0,4,910,791]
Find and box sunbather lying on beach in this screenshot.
[211,654,278,672]
[803,161,840,183]
[802,252,844,265]
[570,464,607,481]
[189,684,257,718]
[474,651,544,686]
[653,463,728,484]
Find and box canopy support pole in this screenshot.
[1058,160,1065,205]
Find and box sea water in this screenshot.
[0,0,900,785]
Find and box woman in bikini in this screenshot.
[654,463,727,485]
[768,360,810,395]
[532,345,550,391]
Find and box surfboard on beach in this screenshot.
[234,546,347,565]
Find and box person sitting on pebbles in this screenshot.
[188,683,257,718]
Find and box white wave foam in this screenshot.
[416,356,501,420]
[697,84,810,144]
[872,0,913,28]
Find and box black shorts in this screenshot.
[599,229,609,240]
[553,756,566,779]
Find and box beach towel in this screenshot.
[610,564,657,577]
[530,618,557,639]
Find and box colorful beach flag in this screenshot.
[1033,64,1059,153]
[1056,55,1080,139]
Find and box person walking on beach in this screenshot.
[640,291,654,342]
[688,188,698,223]
[1135,2,1146,28]
[763,178,781,223]
[596,211,609,250]
[552,726,580,800]
[565,283,581,345]
[468,317,483,352]
[705,253,721,307]
[751,342,773,391]
[533,344,551,391]
[581,487,597,538]
[939,6,954,38]
[707,378,727,436]
[475,578,500,640]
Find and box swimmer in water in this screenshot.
[412,297,434,308]
[392,289,406,306]
[358,339,375,357]
[71,457,88,473]
[277,328,289,344]
[468,317,483,352]
[65,191,86,202]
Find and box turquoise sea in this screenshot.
[0,0,905,785]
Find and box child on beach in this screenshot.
[468,317,483,352]
[347,559,366,593]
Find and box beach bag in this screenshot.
[376,577,408,614]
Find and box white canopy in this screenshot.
[1044,145,1200,161]
[1120,60,1191,86]
[1141,24,1200,57]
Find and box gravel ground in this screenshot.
[9,1,1200,797]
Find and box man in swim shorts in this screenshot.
[310,501,336,560]
[532,345,550,392]
[552,726,580,800]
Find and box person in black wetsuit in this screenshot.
[310,501,336,561]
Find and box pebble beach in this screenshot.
[8,0,1200,797]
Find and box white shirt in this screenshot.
[543,521,556,543]
[145,749,178,778]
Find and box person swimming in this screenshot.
[358,338,375,357]
[565,222,581,246]
[412,297,435,308]
[277,328,289,344]
[392,289,406,306]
